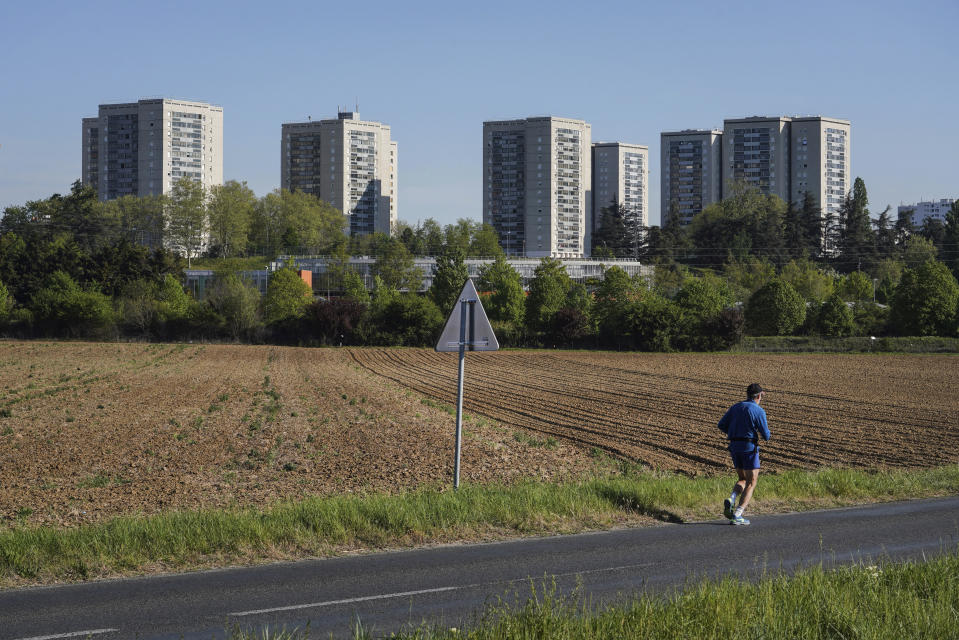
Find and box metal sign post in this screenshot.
[436,279,499,490]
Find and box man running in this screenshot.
[718,383,770,525]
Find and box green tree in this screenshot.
[722,256,776,302]
[592,201,630,257]
[117,278,160,336]
[745,279,806,336]
[873,259,904,304]
[593,265,642,347]
[29,271,115,338]
[625,292,682,351]
[476,255,525,326]
[430,244,469,315]
[371,238,423,291]
[0,279,13,326]
[419,218,446,256]
[780,259,834,303]
[342,269,370,304]
[165,176,208,268]
[837,270,873,303]
[444,219,474,254]
[890,260,959,336]
[902,235,938,269]
[468,223,504,258]
[525,257,571,334]
[208,181,256,257]
[675,275,732,323]
[873,206,897,262]
[203,272,262,340]
[100,194,166,249]
[835,178,877,272]
[816,294,855,337]
[156,274,190,323]
[365,293,443,346]
[264,266,313,324]
[943,200,959,278]
[800,191,825,258]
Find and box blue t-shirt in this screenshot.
[718,400,770,452]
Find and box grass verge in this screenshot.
[1,465,957,587]
[347,549,959,639]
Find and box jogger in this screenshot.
[718,383,770,525]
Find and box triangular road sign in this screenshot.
[435,279,499,352]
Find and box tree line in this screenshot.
[0,177,957,348]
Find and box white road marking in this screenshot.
[230,560,657,617]
[13,630,118,640]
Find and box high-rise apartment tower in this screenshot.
[281,111,397,236]
[721,116,793,203]
[660,129,723,227]
[483,117,592,258]
[592,142,648,231]
[81,98,223,201]
[789,116,851,224]
[721,116,850,223]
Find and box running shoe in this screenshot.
[730,515,750,526]
[723,498,735,520]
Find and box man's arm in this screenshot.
[759,411,770,441]
[718,409,731,435]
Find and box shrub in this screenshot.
[816,294,855,337]
[363,293,443,346]
[890,260,959,336]
[29,271,115,338]
[745,279,806,336]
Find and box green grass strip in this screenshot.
[366,549,959,640]
[2,465,957,584]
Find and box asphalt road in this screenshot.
[2,497,958,639]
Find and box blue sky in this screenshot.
[1,0,956,226]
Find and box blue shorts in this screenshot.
[730,449,760,470]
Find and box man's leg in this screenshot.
[736,468,759,512]
[724,468,746,519]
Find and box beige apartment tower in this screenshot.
[789,117,851,224]
[483,116,592,258]
[281,111,397,236]
[593,142,648,231]
[660,129,723,227]
[81,98,223,201]
[722,116,792,202]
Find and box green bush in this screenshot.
[29,271,115,338]
[890,260,959,336]
[816,294,855,337]
[364,293,443,346]
[745,279,806,336]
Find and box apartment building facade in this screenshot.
[721,116,793,203]
[660,129,723,227]
[789,117,851,224]
[483,117,592,258]
[281,111,397,236]
[592,142,649,231]
[81,98,223,201]
[898,198,958,227]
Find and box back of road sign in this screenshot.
[435,279,499,352]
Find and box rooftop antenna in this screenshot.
[355,97,359,113]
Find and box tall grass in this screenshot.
[1,466,957,585]
[368,550,959,639]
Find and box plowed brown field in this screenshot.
[2,343,957,529]
[0,342,597,528]
[350,349,959,473]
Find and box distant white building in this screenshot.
[592,142,649,231]
[281,111,397,236]
[898,198,957,227]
